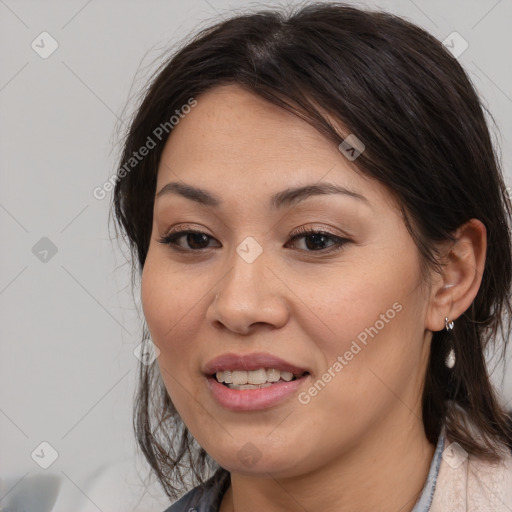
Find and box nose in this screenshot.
[205,245,290,335]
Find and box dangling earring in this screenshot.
[445,317,455,368]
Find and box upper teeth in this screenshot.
[216,368,296,385]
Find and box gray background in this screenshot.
[1,0,511,510]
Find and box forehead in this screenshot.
[164,86,336,158]
[155,84,395,213]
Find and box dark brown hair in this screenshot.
[111,1,512,500]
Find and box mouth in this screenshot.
[203,352,311,409]
[203,352,310,386]
[211,368,310,390]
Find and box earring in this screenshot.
[445,317,455,368]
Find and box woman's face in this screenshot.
[141,84,433,477]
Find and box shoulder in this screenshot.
[431,434,512,511]
[466,444,512,510]
[162,471,230,512]
[162,485,203,512]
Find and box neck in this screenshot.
[219,417,436,512]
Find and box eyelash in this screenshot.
[157,226,349,255]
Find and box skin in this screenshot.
[141,84,486,512]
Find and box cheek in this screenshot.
[142,253,191,342]
[140,254,201,388]
[141,256,205,416]
[307,247,425,405]
[303,261,411,356]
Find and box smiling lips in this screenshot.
[203,352,310,409]
[216,368,299,389]
[204,352,309,379]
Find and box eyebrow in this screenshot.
[155,181,370,209]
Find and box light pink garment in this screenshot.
[430,434,512,511]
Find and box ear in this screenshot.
[425,218,487,332]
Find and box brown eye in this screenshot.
[287,228,349,253]
[158,230,220,251]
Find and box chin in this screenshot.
[209,445,306,478]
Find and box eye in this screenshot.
[158,228,219,251]
[286,226,349,253]
[158,226,349,254]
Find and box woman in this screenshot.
[112,2,512,510]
